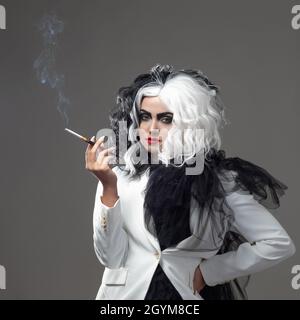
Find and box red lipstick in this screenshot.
[147,136,162,145]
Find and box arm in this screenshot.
[92,180,129,269]
[199,190,296,286]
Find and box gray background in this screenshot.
[0,0,299,299]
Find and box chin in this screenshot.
[147,148,158,155]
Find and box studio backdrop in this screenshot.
[0,0,299,299]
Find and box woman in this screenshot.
[85,64,296,300]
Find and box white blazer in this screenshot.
[92,166,296,300]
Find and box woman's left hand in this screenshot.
[193,265,206,294]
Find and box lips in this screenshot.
[147,136,161,144]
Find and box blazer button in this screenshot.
[154,251,160,259]
[101,219,107,230]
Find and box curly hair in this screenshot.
[109,63,228,179]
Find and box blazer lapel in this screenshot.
[137,168,218,258]
[138,171,162,253]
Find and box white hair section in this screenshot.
[159,74,222,160]
[123,74,224,177]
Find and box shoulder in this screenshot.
[216,168,240,196]
[214,154,288,209]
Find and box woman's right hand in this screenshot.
[85,135,117,187]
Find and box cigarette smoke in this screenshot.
[33,12,70,127]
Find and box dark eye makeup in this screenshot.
[139,109,173,124]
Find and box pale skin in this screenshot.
[85,136,119,207]
[85,95,206,295]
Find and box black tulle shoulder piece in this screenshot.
[142,148,288,300]
[214,149,288,209]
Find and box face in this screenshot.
[138,96,174,154]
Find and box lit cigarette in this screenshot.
[65,128,95,146]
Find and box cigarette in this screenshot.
[64,128,95,146]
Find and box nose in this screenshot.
[149,119,160,137]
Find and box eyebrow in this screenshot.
[140,109,173,119]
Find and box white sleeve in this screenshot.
[92,180,129,269]
[199,190,296,286]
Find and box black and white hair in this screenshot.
[109,64,228,179]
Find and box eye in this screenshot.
[160,117,173,124]
[139,114,150,121]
